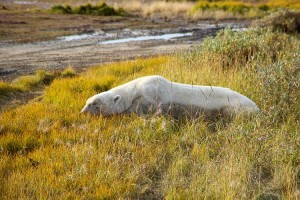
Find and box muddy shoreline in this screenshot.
[0,7,249,81]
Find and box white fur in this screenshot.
[81,75,259,118]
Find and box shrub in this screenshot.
[73,3,118,16]
[253,56,300,121]
[253,10,300,33]
[192,28,297,69]
[51,4,72,14]
[50,3,125,16]
[258,4,270,11]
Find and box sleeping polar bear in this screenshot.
[81,75,259,119]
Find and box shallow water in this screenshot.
[13,1,36,4]
[59,33,97,42]
[1,20,248,80]
[57,21,247,44]
[99,32,193,44]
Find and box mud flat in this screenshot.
[0,5,248,81]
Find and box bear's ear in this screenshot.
[113,95,121,104]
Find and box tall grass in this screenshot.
[0,28,299,199]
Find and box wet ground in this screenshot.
[0,20,249,81]
[0,3,249,81]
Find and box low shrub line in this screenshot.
[50,3,126,16]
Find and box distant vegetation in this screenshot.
[50,2,126,16]
[192,0,300,19]
[3,0,299,20]
[193,0,300,10]
[0,12,300,198]
[119,0,300,20]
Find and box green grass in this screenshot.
[0,27,300,199]
[50,2,126,16]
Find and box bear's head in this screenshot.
[80,92,123,116]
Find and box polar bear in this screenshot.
[80,75,259,119]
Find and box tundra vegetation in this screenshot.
[0,17,300,198]
[50,2,126,16]
[47,0,300,19]
[119,0,300,19]
[192,0,300,19]
[1,0,299,42]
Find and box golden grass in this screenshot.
[0,28,300,199]
[267,0,300,9]
[119,1,194,18]
[143,1,194,18]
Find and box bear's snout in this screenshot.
[80,105,89,114]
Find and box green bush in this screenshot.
[51,4,72,14]
[258,4,270,11]
[73,3,117,16]
[50,3,126,16]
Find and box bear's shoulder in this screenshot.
[136,75,169,86]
